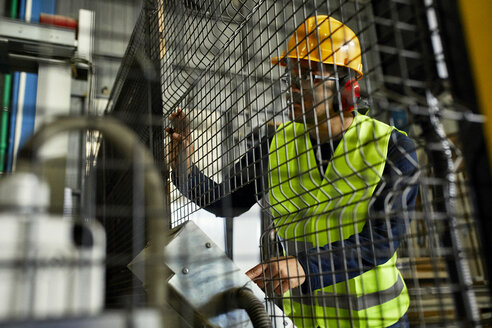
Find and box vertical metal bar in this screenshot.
[223,108,234,260]
[424,92,481,326]
[225,217,234,260]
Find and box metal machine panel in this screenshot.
[129,220,293,328]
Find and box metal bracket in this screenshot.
[129,220,294,328]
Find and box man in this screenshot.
[167,15,418,328]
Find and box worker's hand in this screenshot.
[246,256,306,295]
[166,109,194,175]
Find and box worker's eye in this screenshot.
[313,75,338,83]
[298,72,311,81]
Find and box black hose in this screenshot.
[225,287,272,328]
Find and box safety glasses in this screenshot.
[280,71,340,91]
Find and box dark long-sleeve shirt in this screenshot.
[173,126,418,293]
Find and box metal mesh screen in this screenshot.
[93,8,165,308]
[151,0,492,327]
[1,0,490,326]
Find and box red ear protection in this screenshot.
[341,79,360,112]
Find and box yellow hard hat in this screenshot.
[272,15,363,78]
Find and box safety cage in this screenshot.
[0,0,491,327]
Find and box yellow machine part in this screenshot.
[458,0,492,168]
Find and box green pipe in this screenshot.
[10,0,18,18]
[0,74,12,173]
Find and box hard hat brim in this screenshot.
[271,55,364,79]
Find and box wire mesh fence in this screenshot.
[1,0,491,327]
[154,0,492,327]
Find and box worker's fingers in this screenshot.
[260,264,281,295]
[248,263,275,290]
[168,111,179,122]
[165,128,186,143]
[246,263,264,281]
[169,108,182,116]
[274,279,290,295]
[255,278,265,289]
[261,260,280,283]
[169,108,186,123]
[247,258,303,295]
[266,276,282,292]
[247,257,304,295]
[172,132,183,142]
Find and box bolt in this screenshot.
[205,242,212,248]
[182,267,189,274]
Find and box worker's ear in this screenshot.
[332,78,361,113]
[340,79,361,112]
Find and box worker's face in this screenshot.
[284,60,341,125]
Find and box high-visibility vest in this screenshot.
[268,114,409,328]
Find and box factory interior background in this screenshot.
[0,0,491,327]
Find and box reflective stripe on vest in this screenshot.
[290,274,405,309]
[268,114,409,327]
